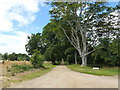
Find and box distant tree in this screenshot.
[17,53,29,61]
[65,47,80,64]
[2,53,30,61]
[45,43,66,64]
[3,53,9,60]
[0,53,2,60]
[8,52,17,61]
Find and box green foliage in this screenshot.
[20,64,57,81]
[30,49,44,68]
[64,61,69,65]
[2,53,30,61]
[45,43,66,64]
[10,64,33,73]
[25,2,119,66]
[17,54,30,61]
[2,53,8,60]
[0,53,2,60]
[48,2,118,66]
[92,38,119,66]
[42,22,71,64]
[65,47,80,64]
[8,52,17,61]
[25,33,45,55]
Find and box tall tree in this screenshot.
[49,2,116,66]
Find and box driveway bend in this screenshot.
[10,66,118,88]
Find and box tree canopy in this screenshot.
[25,2,119,67]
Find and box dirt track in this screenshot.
[10,66,118,88]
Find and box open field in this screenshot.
[1,61,31,78]
[0,61,31,88]
[1,61,51,76]
[67,64,118,76]
[1,61,31,76]
[0,61,56,88]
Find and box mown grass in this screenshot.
[67,64,118,76]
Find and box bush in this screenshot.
[30,49,44,68]
[10,64,34,73]
[64,61,69,65]
[54,61,61,65]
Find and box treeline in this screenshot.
[25,31,119,67]
[25,2,120,67]
[0,53,30,61]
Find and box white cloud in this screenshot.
[0,0,42,32]
[0,0,45,54]
[0,31,30,54]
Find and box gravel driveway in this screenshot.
[10,66,118,88]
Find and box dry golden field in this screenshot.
[0,61,31,88]
[0,61,53,88]
[1,61,31,76]
[2,61,30,66]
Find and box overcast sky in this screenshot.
[0,0,119,54]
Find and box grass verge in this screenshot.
[67,64,118,76]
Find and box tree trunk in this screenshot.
[78,51,87,67]
[75,51,77,64]
[81,56,87,67]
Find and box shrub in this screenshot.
[64,61,69,65]
[30,49,44,68]
[55,61,61,65]
[10,64,33,73]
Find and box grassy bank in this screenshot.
[67,64,118,76]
